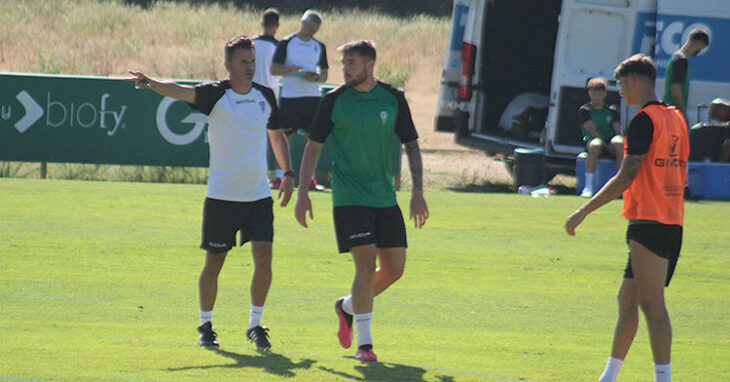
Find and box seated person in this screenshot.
[578,77,623,197]
[689,98,730,162]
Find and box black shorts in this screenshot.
[623,223,683,287]
[200,197,274,253]
[333,205,407,254]
[280,96,321,135]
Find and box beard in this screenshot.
[345,71,368,87]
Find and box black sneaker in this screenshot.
[197,321,219,347]
[246,325,271,351]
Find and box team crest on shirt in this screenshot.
[259,101,266,113]
[380,111,388,125]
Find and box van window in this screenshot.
[576,0,629,7]
[564,11,626,73]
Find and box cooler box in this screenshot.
[575,153,618,195]
[687,162,730,201]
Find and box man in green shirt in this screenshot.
[295,40,428,362]
[662,28,709,117]
[578,77,623,197]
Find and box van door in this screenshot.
[545,0,643,158]
[654,0,730,126]
[435,0,478,132]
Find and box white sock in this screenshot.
[248,304,264,328]
[200,309,213,325]
[341,295,354,315]
[584,172,595,192]
[275,169,284,179]
[354,312,373,348]
[311,174,315,181]
[654,363,671,382]
[598,357,623,382]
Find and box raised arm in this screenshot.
[126,71,195,104]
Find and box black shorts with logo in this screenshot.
[624,223,683,287]
[280,96,321,135]
[333,205,407,254]
[200,197,274,253]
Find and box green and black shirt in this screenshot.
[578,103,620,142]
[309,81,419,208]
[662,51,690,108]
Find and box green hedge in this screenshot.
[122,0,453,16]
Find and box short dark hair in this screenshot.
[689,28,710,46]
[338,40,377,61]
[225,35,254,61]
[614,54,656,81]
[262,8,280,27]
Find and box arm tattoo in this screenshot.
[621,154,645,183]
[404,140,423,191]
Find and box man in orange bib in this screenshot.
[565,54,688,382]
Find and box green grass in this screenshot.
[1,178,728,381]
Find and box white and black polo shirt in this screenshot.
[272,34,328,98]
[253,34,280,97]
[188,80,280,202]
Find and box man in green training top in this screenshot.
[295,40,429,362]
[578,77,623,197]
[662,28,709,118]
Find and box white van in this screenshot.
[436,0,730,177]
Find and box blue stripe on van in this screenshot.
[450,4,470,51]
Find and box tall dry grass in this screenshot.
[0,0,449,89]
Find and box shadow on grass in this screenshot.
[168,348,315,378]
[319,358,456,381]
[448,181,515,194]
[448,181,577,195]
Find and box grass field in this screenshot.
[1,178,728,381]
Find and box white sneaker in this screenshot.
[580,189,594,198]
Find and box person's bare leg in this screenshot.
[610,278,639,360]
[610,135,625,167]
[350,244,377,353]
[250,241,273,306]
[587,138,604,174]
[199,251,227,311]
[629,239,671,364]
[373,247,406,296]
[350,245,377,314]
[583,139,604,196]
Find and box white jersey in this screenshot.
[272,34,328,99]
[188,80,280,202]
[253,34,280,98]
